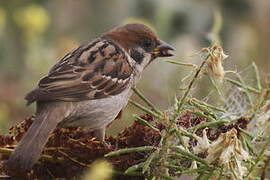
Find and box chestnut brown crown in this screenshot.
[103,23,174,61]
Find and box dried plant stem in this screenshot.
[191,111,216,122]
[68,137,94,150]
[160,174,177,180]
[235,73,254,106]
[132,87,162,115]
[170,147,211,168]
[124,162,145,174]
[209,77,224,98]
[0,147,64,163]
[58,150,90,167]
[0,147,13,155]
[175,167,209,174]
[176,54,211,113]
[230,157,240,179]
[129,99,161,119]
[188,100,217,121]
[152,125,173,179]
[113,170,143,176]
[44,147,69,151]
[246,136,270,178]
[251,62,262,90]
[187,119,229,131]
[142,150,159,174]
[166,164,184,171]
[238,128,255,139]
[160,113,183,176]
[261,156,270,180]
[190,98,226,112]
[104,146,156,157]
[133,115,160,132]
[225,78,261,94]
[242,137,256,156]
[164,60,197,68]
[250,88,270,119]
[172,127,195,139]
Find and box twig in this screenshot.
[209,76,224,98]
[224,77,261,94]
[160,174,177,180]
[261,156,270,180]
[133,115,160,132]
[142,150,158,174]
[190,98,226,112]
[68,137,94,150]
[176,53,211,113]
[171,127,195,139]
[0,147,13,155]
[187,119,229,131]
[249,88,270,119]
[188,99,217,120]
[44,147,69,151]
[0,147,64,163]
[242,137,256,156]
[251,62,262,90]
[191,111,216,122]
[230,156,239,180]
[164,60,197,68]
[174,167,209,174]
[104,146,156,157]
[238,128,255,139]
[58,150,90,167]
[113,170,143,176]
[132,87,162,115]
[246,136,270,178]
[170,147,211,168]
[166,164,184,171]
[217,167,224,180]
[234,72,253,105]
[155,116,173,178]
[129,99,161,119]
[124,162,145,174]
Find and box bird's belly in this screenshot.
[60,88,131,131]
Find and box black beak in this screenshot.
[153,40,174,57]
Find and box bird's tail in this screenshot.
[5,102,65,172]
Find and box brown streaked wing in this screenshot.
[28,38,133,103]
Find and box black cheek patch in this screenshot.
[130,49,144,64]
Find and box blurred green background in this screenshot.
[0,0,269,134]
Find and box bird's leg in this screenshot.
[93,127,106,141]
[93,127,110,147]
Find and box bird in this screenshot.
[5,23,174,172]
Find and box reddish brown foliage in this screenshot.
[0,113,249,179]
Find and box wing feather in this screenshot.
[25,39,133,104]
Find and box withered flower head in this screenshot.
[193,129,210,154]
[206,45,228,82]
[206,128,249,178]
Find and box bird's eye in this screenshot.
[141,39,153,48]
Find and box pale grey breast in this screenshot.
[59,83,133,130]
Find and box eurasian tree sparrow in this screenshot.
[5,23,174,172]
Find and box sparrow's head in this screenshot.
[102,23,174,66]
